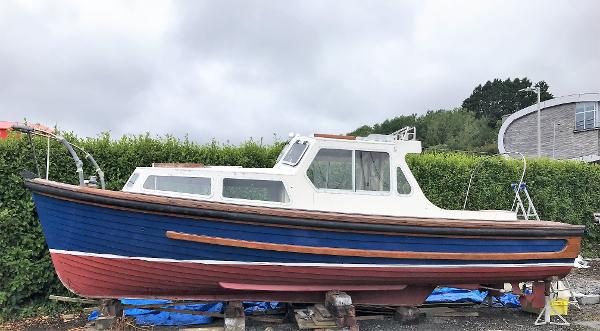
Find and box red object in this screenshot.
[519,281,547,309]
[0,121,54,139]
[50,252,571,305]
[0,121,12,139]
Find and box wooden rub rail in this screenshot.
[165,231,580,261]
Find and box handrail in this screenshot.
[462,151,526,210]
[10,124,105,189]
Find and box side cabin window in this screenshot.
[143,175,211,195]
[223,178,290,203]
[307,149,391,192]
[355,151,390,191]
[282,140,309,166]
[126,173,139,188]
[396,167,412,194]
[307,149,353,190]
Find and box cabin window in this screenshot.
[282,140,309,166]
[396,167,412,194]
[355,151,390,191]
[223,178,290,203]
[125,173,139,188]
[143,175,211,195]
[307,149,353,190]
[575,102,598,131]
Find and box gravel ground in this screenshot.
[565,259,600,295]
[2,261,599,331]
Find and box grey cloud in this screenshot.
[0,1,599,144]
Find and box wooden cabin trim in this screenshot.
[314,133,357,140]
[152,163,205,168]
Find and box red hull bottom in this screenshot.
[51,253,572,305]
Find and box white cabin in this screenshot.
[122,132,517,221]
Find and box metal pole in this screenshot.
[537,87,541,157]
[46,136,50,180]
[552,123,556,159]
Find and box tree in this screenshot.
[348,109,497,152]
[462,78,553,127]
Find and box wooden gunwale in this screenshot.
[165,231,581,260]
[32,189,582,241]
[27,178,581,231]
[35,189,582,241]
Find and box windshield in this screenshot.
[280,140,309,166]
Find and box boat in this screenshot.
[17,124,584,306]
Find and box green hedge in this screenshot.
[0,133,598,318]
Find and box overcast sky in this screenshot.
[1,1,599,143]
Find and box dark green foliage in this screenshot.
[1,133,598,320]
[462,77,553,127]
[348,109,497,153]
[349,77,553,152]
[0,132,285,320]
[407,153,598,256]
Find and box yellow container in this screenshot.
[550,299,569,316]
[522,298,569,316]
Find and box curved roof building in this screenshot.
[498,93,600,161]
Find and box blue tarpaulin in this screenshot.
[88,300,284,326]
[426,287,488,304]
[88,299,223,326]
[425,287,521,307]
[89,288,520,325]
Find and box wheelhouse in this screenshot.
[122,131,517,221]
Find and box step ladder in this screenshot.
[511,182,540,221]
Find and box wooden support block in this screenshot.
[99,299,123,317]
[49,295,98,305]
[294,308,338,329]
[325,291,359,331]
[394,306,423,323]
[224,301,245,331]
[93,316,116,330]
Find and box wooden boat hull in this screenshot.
[26,179,584,305]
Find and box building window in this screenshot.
[223,178,290,203]
[307,149,353,190]
[355,151,390,191]
[143,175,211,195]
[575,102,598,131]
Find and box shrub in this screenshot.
[0,133,597,319]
